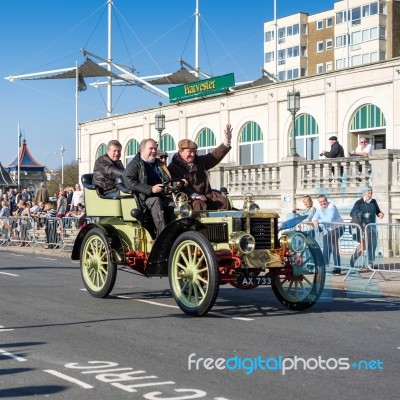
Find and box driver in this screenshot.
[122,138,173,235]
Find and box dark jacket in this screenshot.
[93,154,125,194]
[168,143,231,198]
[350,197,382,227]
[322,141,344,158]
[122,153,171,209]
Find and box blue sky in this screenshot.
[0,0,335,169]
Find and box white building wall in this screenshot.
[79,57,400,176]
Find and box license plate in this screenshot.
[237,276,271,286]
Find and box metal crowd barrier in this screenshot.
[365,223,400,283]
[0,216,83,250]
[297,220,400,283]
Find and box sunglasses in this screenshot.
[360,141,366,143]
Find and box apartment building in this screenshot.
[264,0,400,80]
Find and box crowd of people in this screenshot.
[0,182,86,248]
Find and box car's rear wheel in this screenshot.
[271,236,325,311]
[80,227,117,298]
[168,231,219,316]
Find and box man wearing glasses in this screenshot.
[350,137,373,156]
[350,137,373,173]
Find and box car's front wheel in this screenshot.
[168,231,219,316]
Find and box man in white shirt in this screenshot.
[350,137,373,156]
[70,183,85,211]
[312,194,344,275]
[350,137,373,174]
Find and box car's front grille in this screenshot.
[235,217,278,250]
[200,223,229,243]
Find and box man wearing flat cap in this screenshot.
[168,123,232,211]
[320,136,344,159]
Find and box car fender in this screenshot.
[71,222,125,264]
[146,217,207,276]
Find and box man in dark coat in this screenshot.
[320,135,345,176]
[349,187,384,268]
[320,135,344,158]
[93,140,125,198]
[122,138,172,236]
[168,123,232,211]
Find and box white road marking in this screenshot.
[134,299,254,320]
[0,349,26,361]
[0,271,19,276]
[0,325,14,332]
[44,370,93,389]
[9,253,24,257]
[135,299,179,309]
[37,257,57,261]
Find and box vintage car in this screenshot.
[72,174,326,317]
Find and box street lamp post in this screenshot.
[287,90,301,157]
[154,102,165,150]
[60,145,65,185]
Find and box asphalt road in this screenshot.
[0,249,399,400]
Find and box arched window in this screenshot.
[196,128,216,156]
[350,104,386,130]
[160,133,176,159]
[96,143,107,158]
[350,104,386,150]
[294,114,319,160]
[239,121,263,165]
[125,139,139,165]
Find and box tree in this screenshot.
[47,160,79,196]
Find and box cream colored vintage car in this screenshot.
[72,174,325,317]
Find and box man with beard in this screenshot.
[122,138,172,236]
[168,123,232,211]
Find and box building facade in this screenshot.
[264,0,400,80]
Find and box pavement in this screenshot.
[1,242,400,298]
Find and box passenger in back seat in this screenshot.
[93,140,125,198]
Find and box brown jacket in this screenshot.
[168,143,231,198]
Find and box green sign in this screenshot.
[169,73,235,103]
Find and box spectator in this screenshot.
[350,137,373,174]
[312,194,344,275]
[44,203,57,248]
[65,186,74,212]
[320,136,345,176]
[350,137,373,156]
[70,184,85,211]
[168,123,232,211]
[122,138,174,236]
[93,140,125,198]
[0,200,11,243]
[349,187,384,268]
[320,136,344,158]
[56,190,68,218]
[35,182,50,205]
[19,201,31,247]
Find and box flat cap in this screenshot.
[329,136,338,141]
[220,187,229,194]
[158,151,168,157]
[178,139,198,151]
